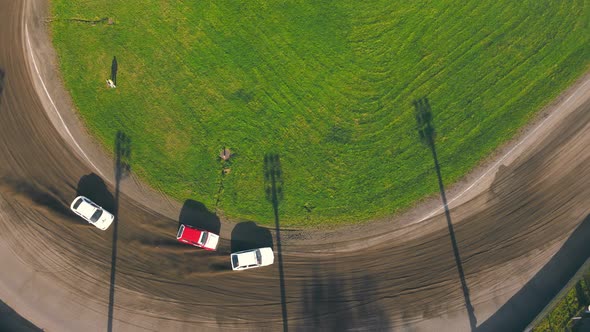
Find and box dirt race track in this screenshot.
[1,1,590,331]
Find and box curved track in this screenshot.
[1,1,590,331]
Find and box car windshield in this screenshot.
[90,209,103,222]
[232,255,239,269]
[200,231,208,244]
[73,198,83,209]
[256,250,262,265]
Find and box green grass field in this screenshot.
[51,1,590,227]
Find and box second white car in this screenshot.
[230,247,274,271]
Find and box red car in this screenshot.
[176,224,220,251]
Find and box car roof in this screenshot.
[77,199,98,219]
[236,250,258,267]
[180,225,203,242]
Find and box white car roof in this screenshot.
[71,196,114,230]
[77,199,98,219]
[233,247,274,269]
[237,250,258,267]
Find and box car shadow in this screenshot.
[178,199,221,234]
[75,173,115,214]
[230,221,273,253]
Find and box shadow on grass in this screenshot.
[178,199,220,234]
[414,97,477,330]
[264,153,288,332]
[107,131,131,332]
[296,269,391,331]
[477,215,590,331]
[110,56,118,86]
[0,298,41,332]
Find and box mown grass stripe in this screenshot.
[51,1,590,226]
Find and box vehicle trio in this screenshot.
[70,196,274,271]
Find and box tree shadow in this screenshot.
[477,215,590,332]
[110,56,118,86]
[107,130,131,332]
[178,199,220,234]
[296,268,391,331]
[414,97,477,330]
[230,221,273,253]
[263,153,288,332]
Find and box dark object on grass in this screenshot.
[111,56,118,86]
[220,148,231,161]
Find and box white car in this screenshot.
[70,196,115,230]
[230,247,274,271]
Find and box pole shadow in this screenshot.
[0,68,4,89]
[110,56,118,86]
[264,153,288,332]
[178,199,220,234]
[477,215,590,332]
[0,68,5,108]
[414,97,477,330]
[214,147,236,209]
[107,131,131,332]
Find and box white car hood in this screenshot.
[205,233,220,249]
[259,247,274,266]
[94,213,114,230]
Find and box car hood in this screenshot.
[259,247,274,266]
[95,213,115,230]
[204,233,220,250]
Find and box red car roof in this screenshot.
[179,225,203,243]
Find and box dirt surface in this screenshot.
[1,1,590,331]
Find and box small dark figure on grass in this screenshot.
[220,147,232,174]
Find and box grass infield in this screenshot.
[51,1,590,227]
